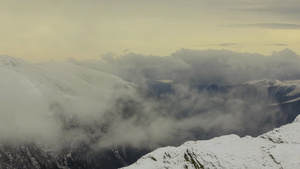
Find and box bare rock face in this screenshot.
[123,115,300,169]
[0,143,65,169]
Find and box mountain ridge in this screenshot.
[123,115,300,169]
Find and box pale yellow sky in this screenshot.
[1,0,300,62]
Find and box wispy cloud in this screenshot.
[225,23,300,29]
[219,0,300,22]
[242,0,300,21]
[184,43,240,48]
[212,43,238,47]
[264,44,289,46]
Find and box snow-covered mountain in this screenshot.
[244,79,300,123]
[0,54,135,142]
[246,79,300,104]
[123,115,300,169]
[0,55,143,169]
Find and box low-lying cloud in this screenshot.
[0,48,299,151]
[92,48,300,86]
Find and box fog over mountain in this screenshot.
[0,48,300,168]
[85,48,300,85]
[76,48,300,145]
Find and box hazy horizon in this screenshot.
[1,48,297,64]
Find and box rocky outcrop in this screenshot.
[123,115,300,169]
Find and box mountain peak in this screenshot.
[294,115,300,123]
[0,55,26,67]
[273,48,299,59]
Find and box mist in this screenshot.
[93,48,300,86]
[0,48,299,151]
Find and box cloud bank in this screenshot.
[1,48,300,151]
[92,48,300,86]
[58,48,300,148]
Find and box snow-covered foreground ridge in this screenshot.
[123,115,300,169]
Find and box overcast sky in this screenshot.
[1,0,300,61]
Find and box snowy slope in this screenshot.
[246,79,300,103]
[0,55,133,96]
[0,55,138,168]
[0,55,135,124]
[123,115,300,169]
